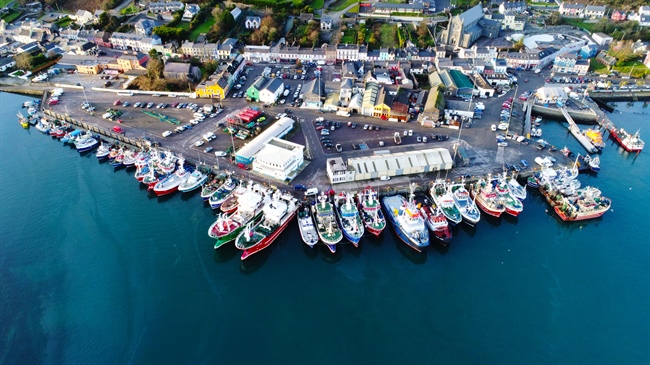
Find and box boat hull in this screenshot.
[241,210,297,260]
[382,196,429,252]
[553,206,606,221]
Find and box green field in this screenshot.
[177,21,191,31]
[563,18,595,32]
[341,28,356,43]
[379,23,396,47]
[330,0,358,12]
[313,0,324,10]
[348,5,359,12]
[55,16,73,27]
[120,4,139,15]
[1,9,22,23]
[189,16,215,41]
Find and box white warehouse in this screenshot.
[235,117,294,164]
[327,148,453,184]
[252,138,304,181]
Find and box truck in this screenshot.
[393,132,402,145]
[336,110,350,117]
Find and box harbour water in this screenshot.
[1,92,649,364]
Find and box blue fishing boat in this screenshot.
[382,187,429,252]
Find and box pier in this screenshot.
[559,107,599,154]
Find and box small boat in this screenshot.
[17,112,29,128]
[581,155,600,172]
[95,143,112,159]
[122,150,138,167]
[234,191,300,260]
[312,193,343,253]
[200,176,221,201]
[220,183,249,214]
[583,128,605,150]
[178,170,208,193]
[297,206,319,248]
[34,119,51,134]
[334,192,364,247]
[75,137,99,153]
[358,186,386,237]
[134,164,151,182]
[382,187,429,252]
[111,149,125,167]
[560,146,572,157]
[419,203,452,245]
[61,129,81,144]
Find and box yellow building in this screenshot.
[76,64,100,74]
[195,75,228,99]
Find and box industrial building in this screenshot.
[252,138,305,181]
[235,117,294,164]
[326,149,453,184]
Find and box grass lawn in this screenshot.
[341,28,356,43]
[379,23,396,47]
[589,58,607,73]
[55,16,73,27]
[313,0,324,10]
[563,18,595,32]
[177,21,191,31]
[348,5,359,12]
[0,0,13,7]
[330,0,358,12]
[120,4,139,15]
[1,9,22,23]
[189,16,215,41]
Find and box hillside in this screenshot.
[43,0,118,12]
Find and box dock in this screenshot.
[559,107,598,154]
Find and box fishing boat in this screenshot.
[34,119,51,134]
[470,176,506,218]
[200,175,222,201]
[95,143,112,159]
[178,170,208,193]
[583,128,605,150]
[17,112,29,128]
[143,170,162,189]
[450,181,481,225]
[74,136,99,153]
[297,206,319,248]
[312,193,343,253]
[560,146,572,158]
[429,180,462,225]
[334,192,364,247]
[157,153,177,175]
[208,177,237,209]
[61,129,81,144]
[111,148,125,167]
[506,172,527,200]
[122,150,138,167]
[581,155,600,172]
[210,184,270,248]
[553,187,611,221]
[382,187,429,252]
[358,186,386,237]
[235,191,299,260]
[134,164,151,182]
[419,202,452,245]
[494,174,524,217]
[152,160,189,196]
[609,128,644,153]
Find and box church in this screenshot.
[439,4,500,49]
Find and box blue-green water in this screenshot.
[1,92,649,364]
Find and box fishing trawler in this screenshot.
[419,201,452,245]
[334,192,364,247]
[382,184,429,252]
[210,184,269,249]
[312,193,343,253]
[429,180,462,225]
[358,186,386,237]
[450,181,481,225]
[609,128,644,153]
[297,206,319,248]
[470,176,506,218]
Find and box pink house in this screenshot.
[611,10,626,21]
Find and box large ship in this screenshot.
[209,184,269,249]
[152,163,190,196]
[419,202,452,245]
[234,191,299,260]
[470,176,506,218]
[178,170,208,193]
[450,181,481,225]
[493,173,523,217]
[297,206,319,248]
[208,177,237,209]
[382,189,429,252]
[609,128,644,153]
[334,192,364,247]
[429,180,462,225]
[358,186,386,237]
[312,193,343,253]
[553,187,611,221]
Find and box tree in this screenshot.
[147,57,164,80]
[149,49,159,60]
[295,59,302,67]
[547,12,561,26]
[15,52,34,70]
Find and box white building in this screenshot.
[326,157,356,184]
[245,16,261,29]
[592,32,613,46]
[584,5,606,19]
[231,7,242,21]
[74,10,94,25]
[252,138,304,181]
[328,149,453,184]
[182,4,200,21]
[235,117,294,164]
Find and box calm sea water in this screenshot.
[1,92,649,364]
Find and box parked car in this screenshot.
[162,131,172,137]
[294,184,307,191]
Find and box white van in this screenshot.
[380,176,390,181]
[305,188,319,196]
